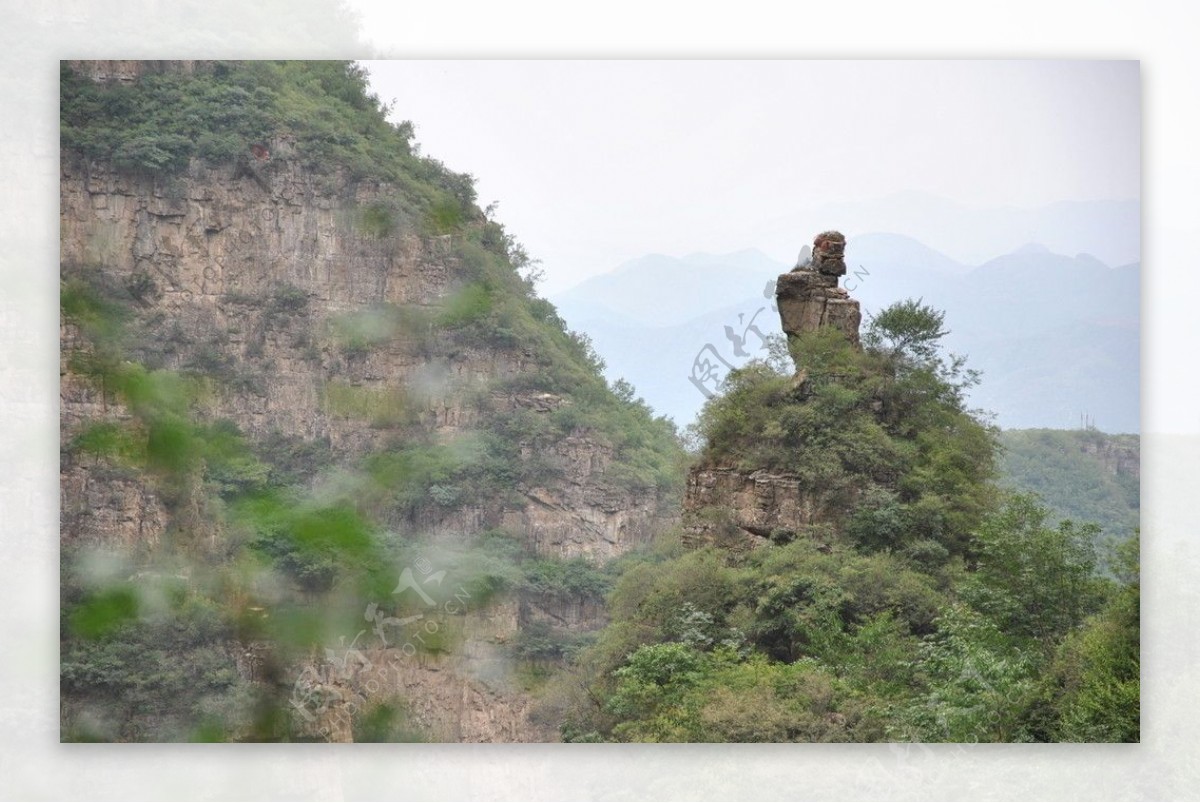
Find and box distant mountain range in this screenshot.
[746,193,1140,270]
[552,234,1139,433]
[556,249,783,328]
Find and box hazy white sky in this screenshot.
[362,60,1139,294]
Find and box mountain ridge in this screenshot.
[746,192,1139,269]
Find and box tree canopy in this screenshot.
[546,300,1138,743]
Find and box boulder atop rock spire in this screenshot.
[775,230,861,348]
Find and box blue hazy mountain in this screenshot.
[749,193,1140,270]
[553,248,781,328]
[551,234,1139,433]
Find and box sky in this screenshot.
[361,60,1140,294]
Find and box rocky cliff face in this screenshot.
[682,467,843,552]
[285,594,558,743]
[1079,433,1140,481]
[63,59,213,86]
[59,65,677,742]
[59,152,673,558]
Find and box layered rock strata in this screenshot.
[775,230,861,348]
[59,63,677,741]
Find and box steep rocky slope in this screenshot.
[60,153,672,559]
[59,61,681,742]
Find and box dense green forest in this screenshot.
[60,61,1138,743]
[535,305,1138,742]
[997,428,1139,546]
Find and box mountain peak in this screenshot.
[1013,242,1051,256]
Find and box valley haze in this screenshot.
[552,219,1139,434]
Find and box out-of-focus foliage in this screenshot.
[61,577,258,742]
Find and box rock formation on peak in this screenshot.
[775,230,861,348]
[811,230,848,275]
[683,231,864,552]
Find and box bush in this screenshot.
[438,282,494,328]
[269,284,309,316]
[61,273,132,347]
[61,590,255,742]
[426,197,465,235]
[513,621,594,664]
[358,201,398,238]
[961,494,1106,643]
[522,557,612,601]
[234,491,387,596]
[352,701,425,742]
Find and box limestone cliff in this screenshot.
[59,61,679,742]
[1079,433,1140,481]
[681,467,841,552]
[59,153,675,558]
[63,59,213,86]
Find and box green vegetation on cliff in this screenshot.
[62,61,424,186]
[696,305,996,558]
[59,60,684,742]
